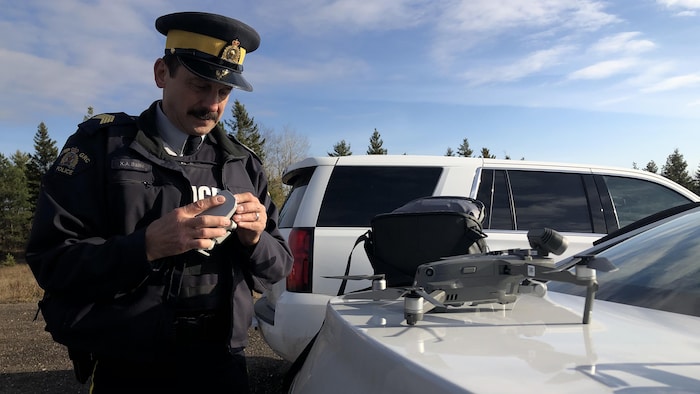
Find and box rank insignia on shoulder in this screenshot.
[92,114,115,125]
[55,147,91,176]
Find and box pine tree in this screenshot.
[479,147,496,159]
[329,140,352,156]
[445,147,455,157]
[644,160,658,173]
[367,129,387,155]
[457,138,473,157]
[26,122,58,207]
[693,164,700,194]
[661,149,693,189]
[224,100,265,161]
[83,106,95,121]
[0,154,32,254]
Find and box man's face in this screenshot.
[155,58,233,136]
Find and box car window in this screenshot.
[478,170,593,233]
[477,169,514,230]
[549,209,700,317]
[601,175,693,227]
[279,168,314,228]
[317,166,442,227]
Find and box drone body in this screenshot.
[334,229,616,326]
[415,249,553,307]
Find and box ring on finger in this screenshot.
[255,212,260,221]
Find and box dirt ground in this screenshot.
[0,303,292,394]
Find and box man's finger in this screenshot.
[184,195,226,216]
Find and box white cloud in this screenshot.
[462,45,574,85]
[657,0,700,9]
[439,0,618,33]
[254,0,432,33]
[641,73,700,92]
[430,0,620,70]
[569,58,638,80]
[589,32,656,55]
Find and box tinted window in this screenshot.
[602,175,693,227]
[477,169,514,230]
[279,168,314,228]
[480,170,593,232]
[550,209,700,317]
[509,171,592,232]
[317,166,442,227]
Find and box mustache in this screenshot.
[188,109,218,121]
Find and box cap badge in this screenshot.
[221,39,243,64]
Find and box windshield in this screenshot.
[549,209,700,317]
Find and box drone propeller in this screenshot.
[341,287,407,301]
[558,255,618,273]
[577,255,618,272]
[411,288,446,309]
[324,274,386,281]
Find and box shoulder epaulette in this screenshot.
[226,133,263,163]
[76,112,137,135]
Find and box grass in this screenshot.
[0,263,43,304]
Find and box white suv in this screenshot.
[255,155,699,361]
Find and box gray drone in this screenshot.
[328,228,617,325]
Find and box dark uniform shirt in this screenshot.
[26,100,293,359]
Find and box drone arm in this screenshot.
[511,263,598,325]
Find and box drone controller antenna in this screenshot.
[404,293,424,326]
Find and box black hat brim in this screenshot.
[178,56,253,92]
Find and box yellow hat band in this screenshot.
[165,29,246,65]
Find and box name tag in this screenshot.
[112,158,151,172]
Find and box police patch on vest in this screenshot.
[112,158,152,172]
[55,147,91,176]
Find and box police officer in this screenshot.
[26,12,293,393]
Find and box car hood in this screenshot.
[290,292,700,393]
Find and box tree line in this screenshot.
[3,104,699,259]
[329,132,700,194]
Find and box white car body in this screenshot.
[255,155,700,362]
[289,292,700,393]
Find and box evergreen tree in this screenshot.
[224,100,265,161]
[693,164,700,194]
[0,154,32,254]
[661,149,693,189]
[11,151,30,172]
[328,140,352,156]
[445,147,455,157]
[367,129,387,155]
[83,106,95,121]
[26,122,58,208]
[644,160,658,173]
[479,147,496,159]
[457,138,473,157]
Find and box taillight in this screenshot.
[286,227,313,292]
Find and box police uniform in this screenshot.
[26,12,292,393]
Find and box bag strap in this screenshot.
[337,230,371,296]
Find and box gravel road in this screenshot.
[0,303,292,394]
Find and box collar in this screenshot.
[155,102,203,156]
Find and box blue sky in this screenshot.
[1,0,698,171]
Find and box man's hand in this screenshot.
[231,192,267,246]
[145,195,232,261]
[144,192,267,261]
